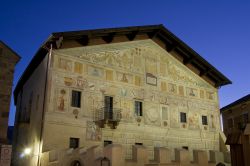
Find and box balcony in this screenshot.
[94,107,122,129]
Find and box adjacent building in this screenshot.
[221,94,250,136]
[12,25,231,166]
[221,94,250,166]
[0,41,20,166]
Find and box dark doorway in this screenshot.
[70,160,82,166]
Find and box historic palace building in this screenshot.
[12,25,231,166]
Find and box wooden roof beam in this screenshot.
[147,29,160,39]
[102,32,115,43]
[76,35,89,46]
[126,30,139,41]
[166,43,177,52]
[183,57,194,65]
[199,68,211,77]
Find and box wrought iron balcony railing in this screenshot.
[94,107,121,129]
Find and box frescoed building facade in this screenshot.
[12,25,231,166]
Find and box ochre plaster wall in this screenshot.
[43,39,221,160]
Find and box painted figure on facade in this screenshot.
[58,89,66,111]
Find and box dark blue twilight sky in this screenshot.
[1,1,250,126]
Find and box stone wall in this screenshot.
[43,40,222,160]
[40,144,231,166]
[12,55,48,166]
[0,42,20,143]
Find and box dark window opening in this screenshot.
[104,96,113,119]
[202,116,208,125]
[135,143,143,145]
[69,138,79,149]
[71,90,81,108]
[182,146,189,150]
[135,101,143,116]
[180,112,187,123]
[104,140,112,147]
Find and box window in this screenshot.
[104,96,113,119]
[135,143,143,145]
[202,116,208,125]
[104,140,112,147]
[71,90,81,108]
[182,146,189,150]
[135,101,143,116]
[69,138,79,149]
[180,112,186,123]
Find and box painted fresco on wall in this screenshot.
[116,72,133,84]
[168,83,177,94]
[64,77,74,86]
[88,65,104,78]
[200,90,205,99]
[119,88,128,97]
[86,121,102,141]
[170,106,179,128]
[159,95,168,105]
[178,86,185,96]
[188,111,199,130]
[161,106,169,120]
[120,99,133,121]
[88,82,95,91]
[186,87,198,97]
[55,40,216,89]
[58,58,72,71]
[55,88,69,112]
[74,62,83,74]
[106,70,114,81]
[131,89,145,99]
[145,90,158,102]
[76,76,88,89]
[132,48,144,73]
[145,104,160,126]
[159,62,167,77]
[206,91,215,100]
[134,75,142,86]
[161,81,167,92]
[209,114,218,130]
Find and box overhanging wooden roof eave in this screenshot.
[13,24,232,104]
[221,94,250,112]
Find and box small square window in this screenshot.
[71,90,81,108]
[180,112,186,123]
[69,138,79,149]
[202,116,208,125]
[104,140,112,147]
[135,101,143,116]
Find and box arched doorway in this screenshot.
[70,160,82,166]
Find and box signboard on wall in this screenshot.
[146,73,157,86]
